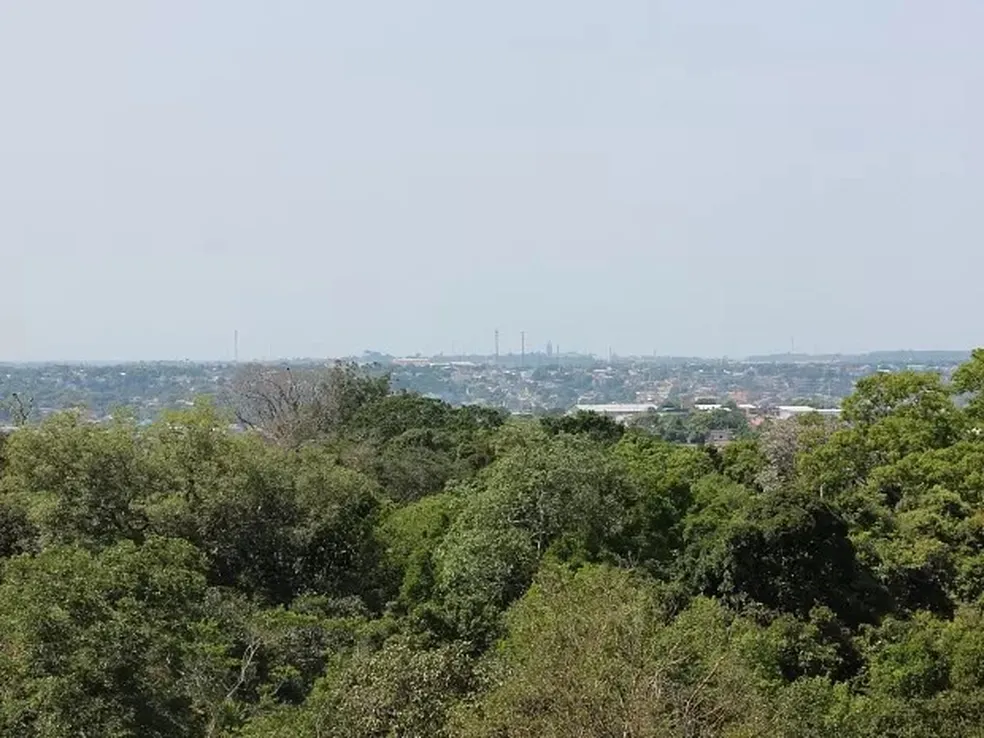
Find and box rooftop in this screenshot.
[573,403,658,415]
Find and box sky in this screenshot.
[1,1,982,361]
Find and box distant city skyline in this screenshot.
[0,348,963,426]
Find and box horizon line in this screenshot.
[0,347,976,366]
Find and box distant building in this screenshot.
[776,405,842,420]
[694,403,725,412]
[573,403,658,422]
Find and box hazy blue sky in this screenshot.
[1,1,981,361]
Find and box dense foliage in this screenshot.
[4,351,984,736]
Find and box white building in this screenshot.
[694,403,725,412]
[572,403,658,422]
[776,405,842,420]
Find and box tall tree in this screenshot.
[231,363,388,447]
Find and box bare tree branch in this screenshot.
[229,362,388,447]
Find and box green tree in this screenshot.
[952,347,984,423]
[682,484,885,625]
[146,406,384,607]
[540,410,625,444]
[843,371,962,464]
[718,436,768,489]
[0,538,220,737]
[376,492,462,618]
[341,394,505,502]
[454,564,775,738]
[146,413,302,604]
[290,446,386,609]
[611,435,713,574]
[0,411,152,548]
[433,432,628,642]
[686,406,749,442]
[239,636,475,738]
[0,497,35,559]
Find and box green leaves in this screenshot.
[607,436,713,573]
[427,432,631,643]
[540,410,626,444]
[1,412,153,548]
[0,537,211,737]
[456,564,775,738]
[683,485,885,626]
[239,636,475,738]
[344,393,505,502]
[952,348,984,423]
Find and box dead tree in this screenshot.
[230,362,388,447]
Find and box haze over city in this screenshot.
[2,1,982,361]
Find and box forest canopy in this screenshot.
[4,352,984,736]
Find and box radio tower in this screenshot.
[521,331,526,368]
[494,329,499,363]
